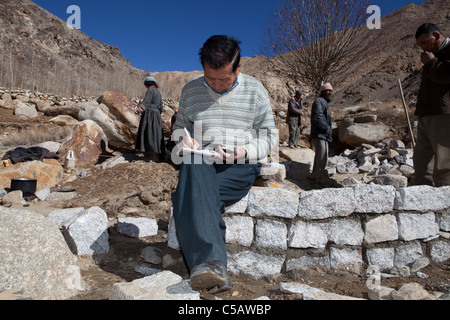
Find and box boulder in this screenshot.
[97,91,140,146]
[61,206,110,255]
[109,270,200,300]
[13,104,38,119]
[42,101,81,119]
[78,101,130,147]
[0,159,64,190]
[339,117,391,147]
[0,207,86,300]
[279,147,315,164]
[49,115,79,126]
[58,120,108,168]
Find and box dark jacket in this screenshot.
[415,40,450,117]
[310,96,332,142]
[286,97,303,126]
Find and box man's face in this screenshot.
[416,32,441,53]
[321,89,333,99]
[204,62,241,94]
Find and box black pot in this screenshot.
[10,178,37,196]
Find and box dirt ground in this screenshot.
[1,107,449,300]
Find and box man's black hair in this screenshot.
[415,23,441,39]
[199,35,241,72]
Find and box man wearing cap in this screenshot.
[310,83,333,177]
[286,89,303,148]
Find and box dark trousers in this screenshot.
[413,115,450,187]
[312,138,329,174]
[171,157,261,271]
[288,124,301,147]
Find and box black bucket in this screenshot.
[10,178,37,197]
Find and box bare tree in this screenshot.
[264,0,373,93]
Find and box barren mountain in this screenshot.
[0,0,149,98]
[1,0,449,107]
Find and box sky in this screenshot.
[33,0,427,73]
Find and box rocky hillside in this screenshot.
[0,0,149,98]
[332,0,450,106]
[1,0,449,107]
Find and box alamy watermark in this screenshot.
[66,5,81,30]
[367,5,381,30]
[65,4,381,31]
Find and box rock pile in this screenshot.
[328,138,414,187]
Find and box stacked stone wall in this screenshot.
[169,185,450,278]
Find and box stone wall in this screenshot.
[168,184,450,278]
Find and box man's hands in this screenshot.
[179,137,247,162]
[180,136,200,150]
[421,51,435,65]
[215,146,247,162]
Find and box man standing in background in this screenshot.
[310,83,333,178]
[413,23,450,187]
[286,89,303,148]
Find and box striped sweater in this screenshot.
[173,73,278,162]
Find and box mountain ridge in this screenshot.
[1,0,449,107]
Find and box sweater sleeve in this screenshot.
[245,89,278,163]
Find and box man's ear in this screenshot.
[432,31,441,40]
[235,63,242,76]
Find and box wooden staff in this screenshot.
[398,79,416,148]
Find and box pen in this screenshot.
[184,127,191,140]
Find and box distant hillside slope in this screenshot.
[1,0,449,107]
[332,0,450,106]
[0,0,149,98]
[155,0,449,107]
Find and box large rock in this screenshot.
[58,120,108,168]
[109,271,199,300]
[339,117,392,147]
[0,159,64,190]
[279,147,315,164]
[0,207,86,300]
[96,91,140,146]
[13,104,38,119]
[42,101,81,119]
[61,206,110,255]
[78,101,130,147]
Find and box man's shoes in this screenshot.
[190,260,232,293]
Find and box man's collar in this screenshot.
[438,37,450,52]
[204,74,241,97]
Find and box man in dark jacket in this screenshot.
[286,89,303,148]
[310,83,333,176]
[414,23,450,187]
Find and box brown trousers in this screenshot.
[413,115,450,187]
[312,138,329,174]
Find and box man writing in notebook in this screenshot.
[171,35,278,293]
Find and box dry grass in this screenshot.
[0,125,71,149]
